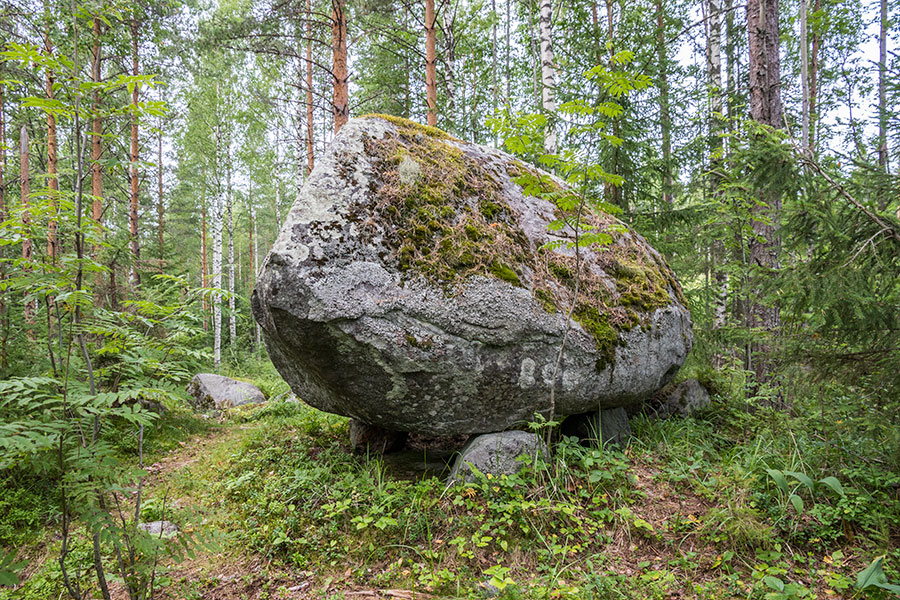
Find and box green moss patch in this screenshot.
[356,115,685,367]
[361,123,532,287]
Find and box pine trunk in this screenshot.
[306,0,315,175]
[537,0,556,154]
[656,0,672,206]
[332,0,349,132]
[425,0,438,127]
[746,0,783,385]
[877,0,887,170]
[20,126,34,331]
[129,18,141,288]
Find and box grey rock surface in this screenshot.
[561,407,632,447]
[449,431,547,482]
[187,373,266,411]
[138,520,178,537]
[656,379,711,418]
[252,115,693,435]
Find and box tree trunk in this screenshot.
[45,21,59,263]
[800,0,810,154]
[201,182,208,332]
[656,0,672,206]
[877,0,887,170]
[91,17,103,259]
[491,0,498,124]
[227,153,236,345]
[425,0,438,127]
[505,0,511,99]
[604,0,621,207]
[157,123,164,264]
[0,80,6,367]
[332,0,349,132]
[746,0,782,385]
[537,0,556,154]
[213,93,223,369]
[20,126,34,333]
[129,18,141,288]
[306,0,315,175]
[809,0,820,154]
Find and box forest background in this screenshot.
[0,0,899,596]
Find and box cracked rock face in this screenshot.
[251,116,692,436]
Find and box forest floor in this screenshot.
[5,380,898,600]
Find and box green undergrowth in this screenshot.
[6,355,900,599]
[357,115,686,367]
[141,384,898,599]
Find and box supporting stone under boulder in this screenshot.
[448,431,548,483]
[652,379,711,418]
[349,419,408,454]
[187,374,266,411]
[560,407,632,448]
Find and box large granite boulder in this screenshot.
[187,374,266,411]
[251,115,692,436]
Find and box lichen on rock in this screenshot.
[251,115,693,436]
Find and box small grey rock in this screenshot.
[187,374,266,411]
[349,419,408,454]
[561,406,632,447]
[137,520,178,537]
[656,379,711,418]
[449,431,547,483]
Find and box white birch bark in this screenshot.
[800,0,810,154]
[213,87,223,369]
[706,0,723,120]
[253,204,260,349]
[538,0,557,154]
[227,149,236,345]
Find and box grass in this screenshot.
[3,357,900,599]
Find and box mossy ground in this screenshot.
[9,378,894,600]
[356,115,686,365]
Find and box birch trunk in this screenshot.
[0,80,5,367]
[212,184,222,367]
[227,153,236,345]
[425,0,438,127]
[800,0,810,154]
[201,180,208,332]
[537,0,556,154]
[809,0,820,153]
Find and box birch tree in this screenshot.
[537,0,556,154]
